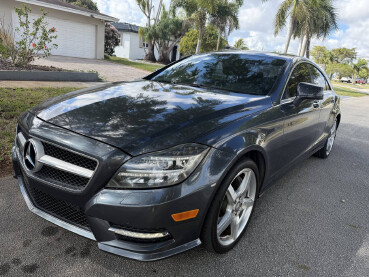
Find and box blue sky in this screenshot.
[96,0,369,59]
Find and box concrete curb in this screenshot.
[0,71,99,82]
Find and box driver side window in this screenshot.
[283,63,311,99]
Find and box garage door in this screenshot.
[13,13,97,59]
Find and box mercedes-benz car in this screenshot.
[12,52,341,261]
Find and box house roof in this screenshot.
[111,22,141,33]
[15,0,119,22]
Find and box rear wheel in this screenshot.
[201,158,258,253]
[314,119,337,159]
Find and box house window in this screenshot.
[139,36,148,48]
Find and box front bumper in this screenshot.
[12,142,233,261]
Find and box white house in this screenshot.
[112,22,180,62]
[1,0,118,59]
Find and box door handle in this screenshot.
[313,101,320,109]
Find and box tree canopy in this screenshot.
[233,38,248,50]
[179,25,227,55]
[66,0,99,11]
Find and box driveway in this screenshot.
[33,56,150,82]
[1,97,369,276]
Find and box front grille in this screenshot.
[35,165,90,190]
[16,128,98,191]
[43,143,97,171]
[23,173,90,230]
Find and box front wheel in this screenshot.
[314,119,337,159]
[201,158,258,253]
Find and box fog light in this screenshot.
[108,227,169,239]
[171,209,199,222]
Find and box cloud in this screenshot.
[96,0,369,59]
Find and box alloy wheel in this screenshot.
[326,120,337,156]
[217,168,257,246]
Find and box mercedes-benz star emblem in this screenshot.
[23,139,44,172]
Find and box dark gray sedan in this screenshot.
[12,52,341,261]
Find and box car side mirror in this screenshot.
[294,82,324,106]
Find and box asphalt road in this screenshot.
[1,97,369,277]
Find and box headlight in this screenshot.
[106,144,209,189]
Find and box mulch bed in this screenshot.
[0,58,64,72]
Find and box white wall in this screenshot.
[1,0,106,59]
[0,0,14,29]
[114,31,180,62]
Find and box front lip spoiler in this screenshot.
[17,176,202,261]
[18,176,96,240]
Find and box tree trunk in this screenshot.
[306,38,311,59]
[297,37,303,56]
[145,41,156,62]
[196,28,202,54]
[216,29,221,51]
[157,46,171,65]
[300,35,308,57]
[283,17,294,54]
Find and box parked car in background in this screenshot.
[12,52,341,261]
[341,77,353,83]
[355,78,366,84]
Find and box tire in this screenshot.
[314,118,338,159]
[201,158,259,253]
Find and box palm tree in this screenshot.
[210,0,243,51]
[353,58,369,81]
[234,38,249,50]
[171,0,219,54]
[263,0,306,54]
[297,0,338,58]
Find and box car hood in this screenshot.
[32,81,271,156]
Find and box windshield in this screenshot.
[149,53,287,95]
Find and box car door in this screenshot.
[277,62,322,169]
[308,64,336,143]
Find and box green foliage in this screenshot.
[171,0,220,53]
[326,63,354,78]
[353,58,368,78]
[233,38,248,50]
[104,23,119,56]
[331,47,357,64]
[12,5,58,67]
[65,0,99,12]
[359,68,369,80]
[209,0,243,50]
[179,25,227,55]
[311,46,332,65]
[139,6,190,64]
[271,0,338,55]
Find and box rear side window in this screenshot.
[309,64,330,90]
[283,63,311,99]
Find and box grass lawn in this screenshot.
[104,55,164,72]
[332,86,367,97]
[0,87,77,172]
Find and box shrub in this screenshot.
[12,5,58,67]
[104,23,119,56]
[0,17,16,61]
